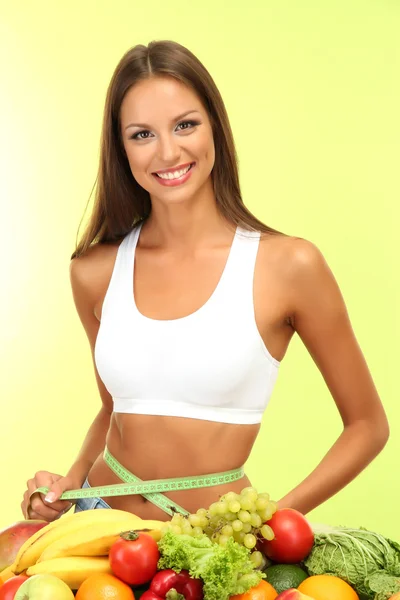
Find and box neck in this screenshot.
[145,178,234,250]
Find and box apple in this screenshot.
[14,574,75,600]
[0,576,28,600]
[0,521,47,571]
[276,590,315,600]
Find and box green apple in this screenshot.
[14,574,75,599]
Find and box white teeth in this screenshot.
[157,164,191,180]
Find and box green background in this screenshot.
[1,0,398,538]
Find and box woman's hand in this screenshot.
[21,471,81,522]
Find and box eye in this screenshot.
[176,119,199,131]
[130,130,151,141]
[130,119,199,141]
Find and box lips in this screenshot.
[153,162,195,175]
[152,162,195,187]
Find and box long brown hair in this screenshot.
[71,40,286,259]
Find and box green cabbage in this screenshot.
[366,570,400,599]
[303,524,400,600]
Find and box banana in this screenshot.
[26,556,112,589]
[38,518,165,561]
[12,507,140,574]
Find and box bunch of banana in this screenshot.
[6,508,166,589]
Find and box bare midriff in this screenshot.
[87,413,260,520]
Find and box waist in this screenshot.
[104,445,245,490]
[109,413,259,478]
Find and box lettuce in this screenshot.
[157,530,263,600]
[304,524,400,600]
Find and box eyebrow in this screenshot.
[124,109,201,131]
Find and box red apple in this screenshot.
[0,521,47,571]
[0,575,29,600]
[276,590,315,599]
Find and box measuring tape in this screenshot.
[30,447,246,517]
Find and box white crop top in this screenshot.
[94,222,280,424]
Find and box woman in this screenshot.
[22,40,389,523]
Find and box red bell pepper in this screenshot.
[141,569,203,600]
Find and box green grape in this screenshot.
[238,573,259,588]
[244,533,257,549]
[258,492,270,502]
[209,515,221,527]
[241,486,258,495]
[259,507,273,521]
[241,487,258,502]
[239,495,255,511]
[249,551,263,568]
[171,513,183,525]
[238,510,251,523]
[219,534,230,547]
[199,516,209,529]
[260,501,278,521]
[171,525,182,535]
[260,524,275,540]
[224,511,237,521]
[182,522,193,535]
[232,519,243,532]
[268,500,278,513]
[188,514,202,527]
[250,512,262,528]
[255,497,269,512]
[221,524,234,537]
[209,502,220,516]
[242,522,252,533]
[247,491,259,504]
[222,491,239,503]
[216,500,228,514]
[233,530,246,544]
[161,523,171,536]
[192,526,204,537]
[196,507,208,517]
[228,500,241,513]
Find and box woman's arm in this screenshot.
[23,255,113,516]
[65,405,111,486]
[65,254,114,485]
[277,239,389,515]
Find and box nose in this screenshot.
[157,133,181,163]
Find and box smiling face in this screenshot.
[120,76,216,206]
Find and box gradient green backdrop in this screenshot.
[1,0,399,539]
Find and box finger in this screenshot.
[28,492,68,522]
[27,477,56,512]
[42,479,76,510]
[21,500,29,520]
[21,490,30,518]
[27,505,52,522]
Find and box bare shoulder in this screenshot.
[69,240,122,321]
[259,233,334,292]
[257,233,337,325]
[259,233,325,278]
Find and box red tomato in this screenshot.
[0,575,29,600]
[109,531,160,586]
[258,508,314,563]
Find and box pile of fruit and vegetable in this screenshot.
[1,487,400,600]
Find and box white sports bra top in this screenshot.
[94,222,280,424]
